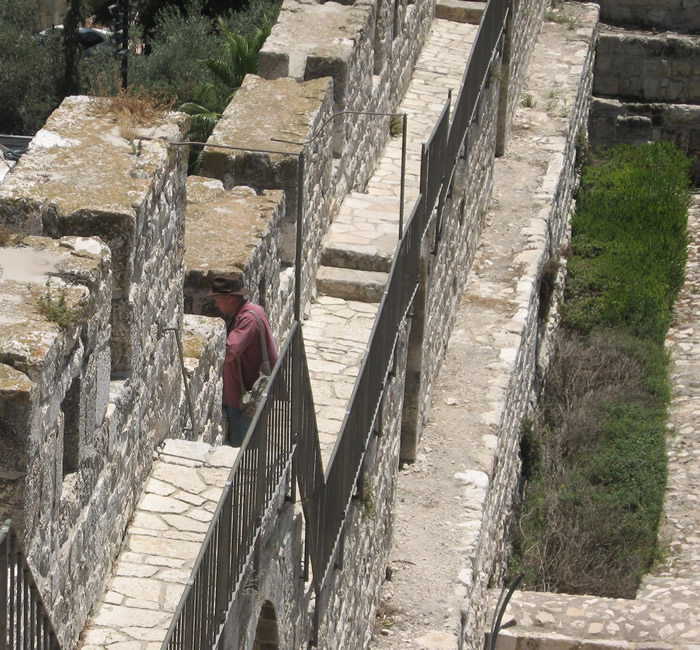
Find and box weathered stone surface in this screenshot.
[589,97,700,183]
[594,29,700,105]
[81,440,231,648]
[200,74,335,322]
[259,0,372,85]
[597,0,700,34]
[184,176,285,337]
[0,94,224,649]
[436,0,486,24]
[316,265,388,302]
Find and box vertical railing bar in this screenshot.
[0,527,7,650]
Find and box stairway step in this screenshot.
[321,242,393,273]
[316,266,388,303]
[436,0,486,25]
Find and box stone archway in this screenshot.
[253,600,280,649]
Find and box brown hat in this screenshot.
[208,275,250,296]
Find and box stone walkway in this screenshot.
[371,3,602,646]
[307,17,479,466]
[80,440,237,649]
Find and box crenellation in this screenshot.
[184,177,286,338]
[0,95,224,646]
[201,74,335,315]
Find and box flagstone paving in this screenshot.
[307,19,480,469]
[80,440,237,649]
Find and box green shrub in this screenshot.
[511,142,691,598]
[563,142,691,342]
[128,0,220,103]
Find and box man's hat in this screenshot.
[208,275,250,296]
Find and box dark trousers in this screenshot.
[225,405,252,447]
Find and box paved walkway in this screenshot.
[80,440,237,649]
[307,17,479,466]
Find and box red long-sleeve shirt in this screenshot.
[222,301,279,408]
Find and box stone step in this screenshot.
[321,192,401,273]
[436,0,486,25]
[321,242,393,273]
[316,265,388,303]
[637,575,700,600]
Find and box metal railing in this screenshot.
[161,0,512,644]
[447,0,510,165]
[1,520,61,650]
[161,325,298,649]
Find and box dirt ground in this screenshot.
[369,8,592,648]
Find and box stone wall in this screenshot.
[216,472,307,649]
[590,98,700,182]
[498,0,549,154]
[317,321,410,648]
[259,0,436,212]
[200,75,334,321]
[456,5,598,645]
[594,30,700,104]
[596,0,700,34]
[402,74,502,460]
[0,97,224,648]
[183,176,287,339]
[590,29,700,183]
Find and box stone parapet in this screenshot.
[0,96,190,376]
[0,96,224,649]
[486,583,700,648]
[594,29,700,104]
[0,235,113,647]
[452,5,598,646]
[498,0,549,153]
[184,176,286,339]
[258,0,437,222]
[179,314,225,444]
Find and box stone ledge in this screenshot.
[436,0,486,24]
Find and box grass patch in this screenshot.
[35,287,90,329]
[511,142,691,598]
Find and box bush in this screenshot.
[513,333,669,597]
[563,142,691,342]
[511,142,691,598]
[127,1,221,103]
[0,0,64,134]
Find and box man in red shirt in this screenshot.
[209,275,279,446]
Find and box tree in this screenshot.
[178,17,271,171]
[62,0,84,95]
[0,0,64,134]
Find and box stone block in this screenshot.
[0,95,189,375]
[184,177,284,325]
[436,0,486,24]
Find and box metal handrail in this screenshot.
[0,520,61,650]
[161,325,299,649]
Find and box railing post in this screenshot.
[399,113,407,239]
[294,151,305,323]
[215,485,233,626]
